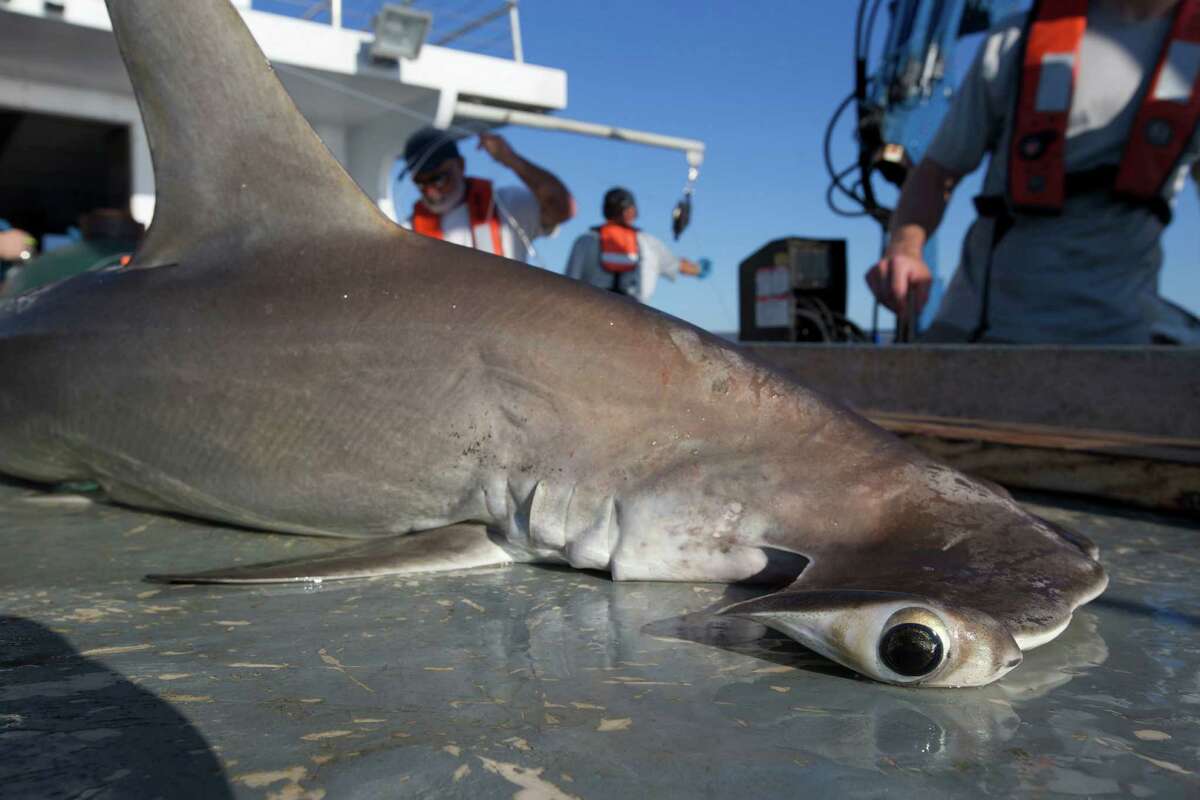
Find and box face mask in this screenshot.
[422,177,466,215]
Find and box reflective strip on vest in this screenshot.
[471,222,502,256]
[1009,0,1088,210]
[1010,0,1200,211]
[1114,0,1200,198]
[597,223,639,274]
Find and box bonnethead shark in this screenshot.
[0,0,1106,687]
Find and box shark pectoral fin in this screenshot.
[146,524,518,584]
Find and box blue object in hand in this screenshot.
[698,258,712,279]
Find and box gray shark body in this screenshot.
[0,0,1106,687]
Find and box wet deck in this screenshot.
[1,476,1197,798]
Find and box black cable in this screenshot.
[825,0,892,224]
[826,187,869,218]
[853,0,888,223]
[822,0,897,342]
[807,295,839,337]
[823,93,862,202]
[969,277,993,341]
[814,295,868,343]
[826,165,870,218]
[795,309,832,342]
[825,0,870,215]
[969,225,1003,342]
[871,234,887,343]
[823,98,880,217]
[796,296,870,343]
[862,0,886,60]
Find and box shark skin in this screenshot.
[0,0,1106,687]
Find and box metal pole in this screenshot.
[331,0,342,29]
[454,100,706,162]
[509,1,524,62]
[433,3,511,47]
[301,1,333,23]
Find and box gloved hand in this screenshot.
[697,258,712,279]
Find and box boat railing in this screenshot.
[250,0,525,61]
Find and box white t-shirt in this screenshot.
[924,6,1200,343]
[406,184,549,263]
[563,228,681,303]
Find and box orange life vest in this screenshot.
[1010,0,1200,211]
[411,177,503,255]
[592,222,641,295]
[596,222,640,274]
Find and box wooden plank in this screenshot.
[866,412,1200,465]
[893,433,1200,517]
[739,343,1200,513]
[744,343,1200,440]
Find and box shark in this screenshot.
[0,0,1106,687]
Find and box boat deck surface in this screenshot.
[1,476,1197,798]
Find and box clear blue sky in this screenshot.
[382,1,1200,334]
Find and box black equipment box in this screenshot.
[738,237,847,342]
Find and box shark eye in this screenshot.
[879,623,944,677]
[878,607,950,679]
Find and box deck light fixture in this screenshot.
[369,4,433,61]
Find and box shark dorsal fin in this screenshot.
[106,0,393,268]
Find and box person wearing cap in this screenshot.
[402,126,573,262]
[0,220,37,292]
[865,0,1200,344]
[0,222,35,262]
[2,209,143,297]
[564,187,708,304]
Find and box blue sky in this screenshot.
[381,1,1200,334]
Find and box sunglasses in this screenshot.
[413,168,455,190]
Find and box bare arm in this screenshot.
[885,157,961,260]
[478,133,575,231]
[865,157,963,317]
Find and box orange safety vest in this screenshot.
[596,222,640,274]
[411,177,504,255]
[1008,0,1200,212]
[1010,0,1200,211]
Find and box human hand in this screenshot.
[865,250,932,318]
[478,132,516,167]
[0,229,35,262]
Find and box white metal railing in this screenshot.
[454,100,706,164]
[251,0,525,61]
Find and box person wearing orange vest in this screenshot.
[402,126,574,262]
[564,187,709,303]
[866,0,1200,343]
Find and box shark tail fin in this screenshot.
[106,0,393,268]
